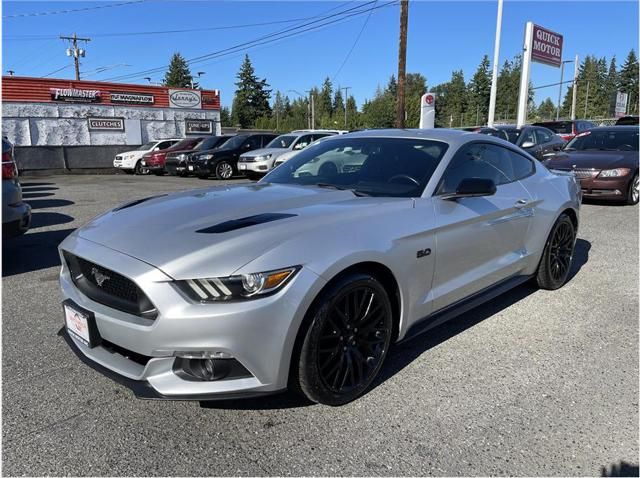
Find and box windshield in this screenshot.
[171,138,200,150]
[535,122,572,134]
[195,136,228,151]
[499,129,521,144]
[267,135,297,149]
[220,135,247,149]
[136,141,157,151]
[263,137,449,198]
[565,130,639,151]
[478,128,509,141]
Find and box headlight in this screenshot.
[255,154,272,162]
[597,168,631,178]
[176,266,300,302]
[196,154,214,161]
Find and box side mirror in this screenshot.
[521,141,535,149]
[442,178,497,200]
[243,143,252,149]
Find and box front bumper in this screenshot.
[2,202,31,238]
[238,160,271,174]
[58,236,326,400]
[187,161,211,176]
[578,176,630,200]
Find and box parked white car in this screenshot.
[238,130,342,179]
[113,139,181,174]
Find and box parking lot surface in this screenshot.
[2,174,638,476]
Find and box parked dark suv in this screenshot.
[165,135,233,176]
[532,120,595,142]
[188,133,277,179]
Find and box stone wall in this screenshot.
[2,101,221,146]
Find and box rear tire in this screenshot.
[292,273,393,406]
[626,173,639,205]
[536,213,576,290]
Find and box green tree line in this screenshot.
[166,50,639,131]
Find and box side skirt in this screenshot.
[399,274,533,344]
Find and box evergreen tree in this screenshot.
[536,98,556,120]
[163,53,194,88]
[219,106,231,126]
[619,49,639,115]
[345,95,359,129]
[603,56,619,116]
[230,54,272,128]
[404,73,427,128]
[333,88,345,125]
[467,55,491,126]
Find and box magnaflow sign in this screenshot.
[110,91,155,105]
[50,88,101,103]
[88,117,125,131]
[531,24,563,67]
[169,89,202,109]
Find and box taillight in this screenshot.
[2,151,11,162]
[2,161,16,179]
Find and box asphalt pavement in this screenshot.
[2,174,638,476]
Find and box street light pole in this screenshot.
[288,89,310,129]
[488,0,503,127]
[570,54,579,120]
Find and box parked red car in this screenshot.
[141,137,207,175]
[532,120,595,142]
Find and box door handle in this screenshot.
[514,199,530,208]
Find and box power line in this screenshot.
[104,1,396,83]
[42,65,72,78]
[3,0,146,19]
[331,0,378,83]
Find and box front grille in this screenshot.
[553,167,599,179]
[63,251,157,320]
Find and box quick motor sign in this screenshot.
[531,24,563,68]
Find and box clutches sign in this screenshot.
[88,117,125,131]
[169,89,202,109]
[531,24,563,68]
[50,88,101,103]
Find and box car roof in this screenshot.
[584,126,639,132]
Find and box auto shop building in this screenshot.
[1,76,221,172]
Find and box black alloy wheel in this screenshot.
[134,160,143,175]
[536,214,576,290]
[294,273,393,405]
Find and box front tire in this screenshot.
[293,273,393,406]
[215,161,234,180]
[134,160,144,175]
[627,173,639,205]
[536,213,576,290]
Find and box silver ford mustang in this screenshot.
[59,129,580,405]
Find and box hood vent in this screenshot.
[196,213,297,234]
[114,194,166,212]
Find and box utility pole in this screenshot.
[584,80,590,118]
[556,59,573,120]
[341,86,351,128]
[60,33,90,81]
[307,90,316,130]
[395,0,409,128]
[570,54,579,120]
[488,0,504,127]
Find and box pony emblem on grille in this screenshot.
[91,267,111,287]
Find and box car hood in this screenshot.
[240,147,288,159]
[72,183,410,279]
[545,150,638,170]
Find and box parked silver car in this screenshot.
[238,130,337,179]
[59,129,580,405]
[2,138,31,238]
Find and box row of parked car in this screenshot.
[113,129,347,179]
[113,117,638,205]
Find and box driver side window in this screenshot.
[438,143,515,194]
